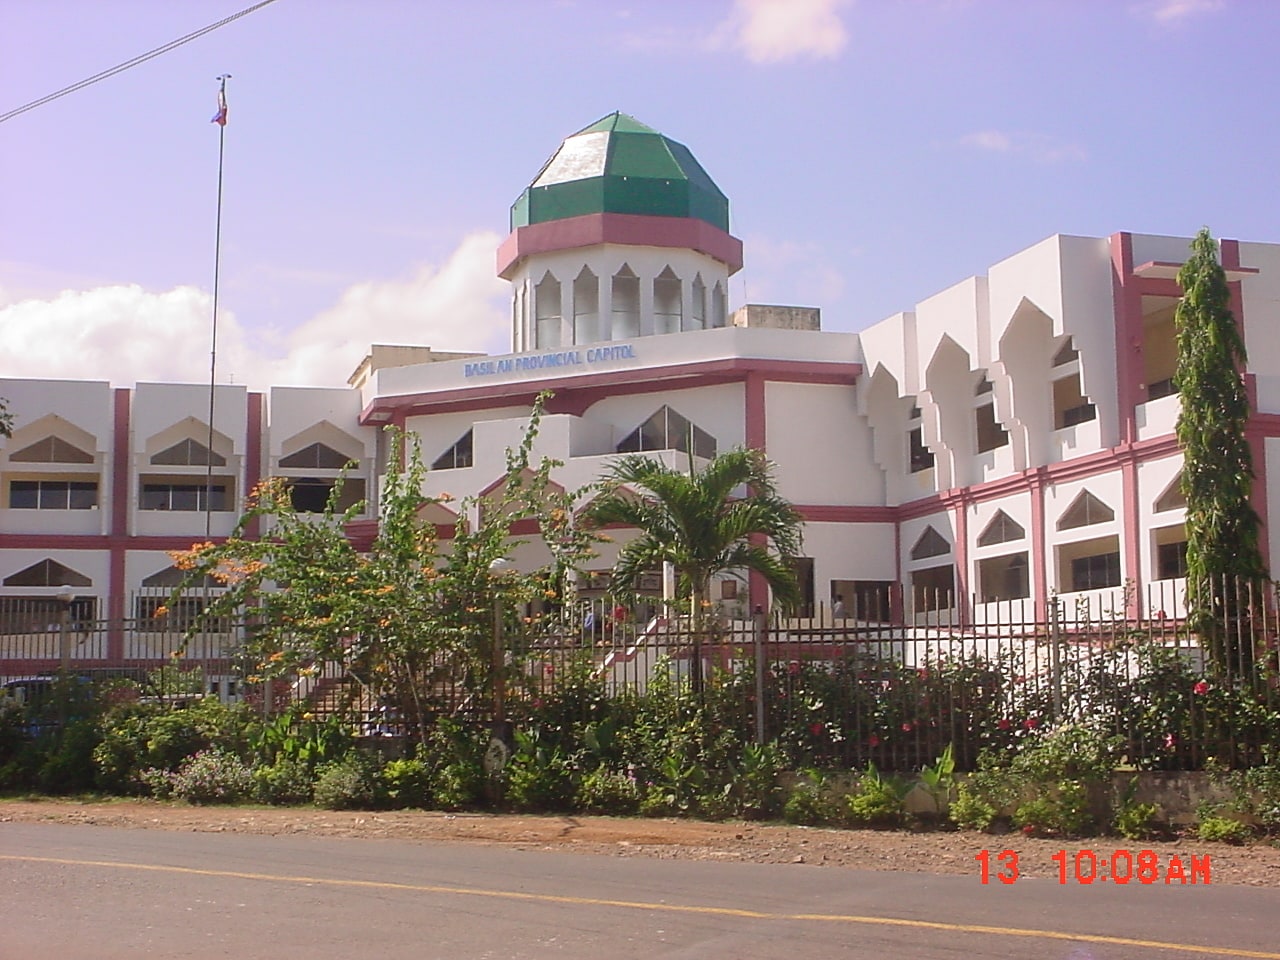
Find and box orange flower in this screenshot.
[152,605,169,618]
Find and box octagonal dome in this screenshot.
[510,112,730,233]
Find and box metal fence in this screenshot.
[0,591,240,698]
[4,579,1277,770]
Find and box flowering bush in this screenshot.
[166,748,254,804]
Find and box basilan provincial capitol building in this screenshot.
[5,112,1280,685]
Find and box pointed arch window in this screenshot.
[1057,490,1115,530]
[1155,474,1187,512]
[3,558,92,588]
[432,429,474,471]
[653,267,682,335]
[151,438,225,467]
[573,267,600,344]
[977,510,1025,547]
[688,275,707,331]
[711,282,727,328]
[617,406,716,459]
[141,566,215,589]
[910,525,951,560]
[612,265,640,339]
[280,442,356,470]
[8,435,93,463]
[535,272,562,349]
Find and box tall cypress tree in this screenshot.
[1174,227,1267,673]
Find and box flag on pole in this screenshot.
[211,88,228,126]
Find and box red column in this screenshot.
[107,388,131,662]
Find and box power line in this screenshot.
[0,0,281,125]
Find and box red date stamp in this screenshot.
[976,848,1211,885]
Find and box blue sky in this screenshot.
[1,0,1274,389]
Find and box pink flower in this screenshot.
[901,722,913,733]
[1193,681,1209,695]
[1023,717,1040,730]
[997,718,1012,731]
[1164,733,1178,749]
[868,735,881,748]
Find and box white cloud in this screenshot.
[959,130,1087,164]
[712,0,852,64]
[1132,0,1225,24]
[0,231,508,391]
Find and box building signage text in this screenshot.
[463,344,637,378]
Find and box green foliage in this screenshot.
[574,764,641,814]
[1014,779,1091,837]
[252,708,353,771]
[381,757,432,809]
[0,397,12,438]
[413,719,489,811]
[313,753,383,810]
[504,727,576,811]
[92,697,255,793]
[846,761,910,828]
[1196,815,1253,844]
[919,743,956,816]
[165,748,254,804]
[1010,724,1122,784]
[782,769,841,825]
[171,396,601,744]
[252,757,314,805]
[1204,752,1280,834]
[949,783,998,831]
[36,718,102,794]
[726,741,785,820]
[1175,227,1268,669]
[583,446,804,625]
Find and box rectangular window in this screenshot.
[8,479,98,510]
[1156,539,1189,580]
[1070,551,1122,591]
[140,481,230,512]
[911,565,954,613]
[977,552,1029,602]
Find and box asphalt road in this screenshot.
[1,823,1277,959]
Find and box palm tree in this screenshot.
[584,447,803,689]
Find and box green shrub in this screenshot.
[37,718,102,794]
[575,765,640,814]
[1013,779,1092,837]
[949,783,998,831]
[846,762,909,828]
[168,748,254,804]
[253,757,314,805]
[93,698,256,793]
[313,753,382,810]
[728,742,785,820]
[382,757,432,809]
[782,770,840,826]
[505,729,575,812]
[1197,815,1253,844]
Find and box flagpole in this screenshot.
[206,74,230,540]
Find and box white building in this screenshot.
[3,112,1279,670]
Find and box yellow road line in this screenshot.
[2,853,1276,959]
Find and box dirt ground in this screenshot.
[3,798,1278,887]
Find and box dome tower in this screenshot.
[497,113,743,352]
